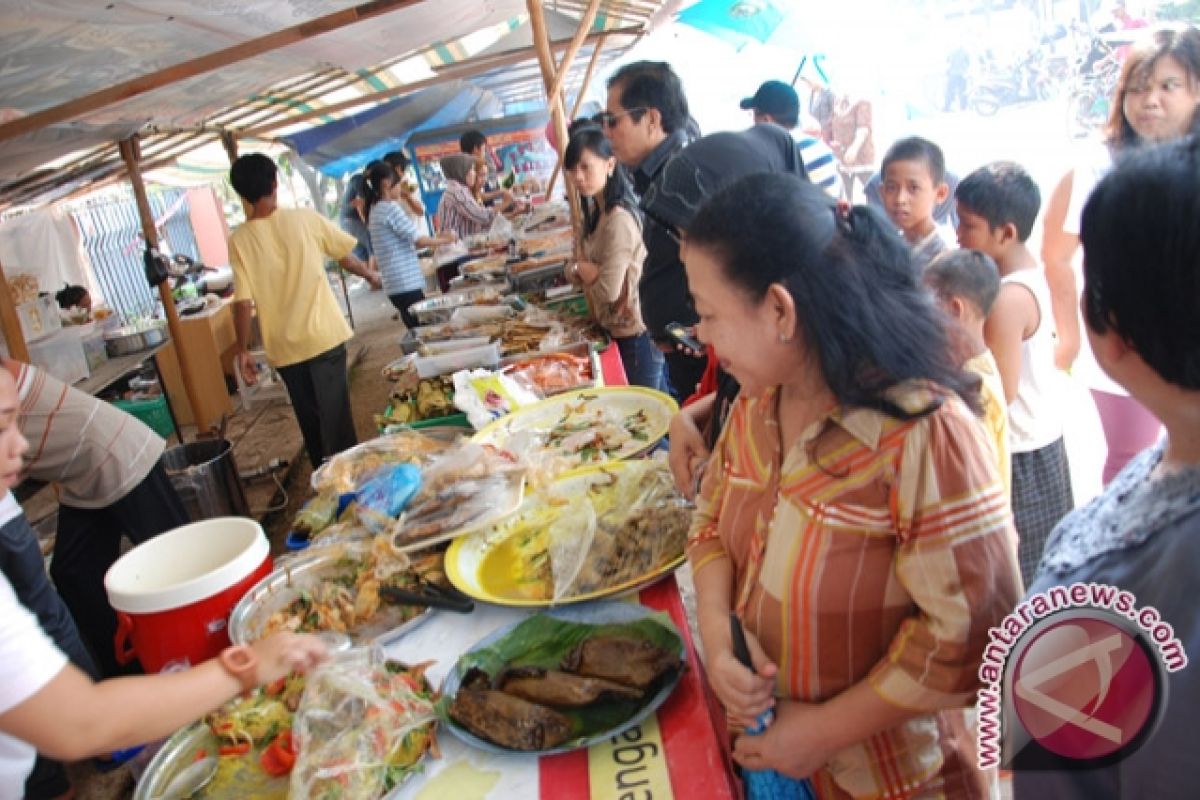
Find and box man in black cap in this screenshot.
[740,80,841,199]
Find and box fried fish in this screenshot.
[560,636,680,690]
[449,688,573,751]
[496,665,643,707]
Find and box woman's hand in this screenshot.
[251,632,329,686]
[708,627,777,728]
[575,259,600,285]
[668,395,712,499]
[732,700,837,779]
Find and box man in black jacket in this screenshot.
[603,61,701,398]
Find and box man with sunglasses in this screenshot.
[604,61,703,398]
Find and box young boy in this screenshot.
[956,161,1073,587]
[880,136,954,269]
[925,249,1011,497]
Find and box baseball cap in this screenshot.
[739,80,800,119]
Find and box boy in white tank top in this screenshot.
[955,162,1074,587]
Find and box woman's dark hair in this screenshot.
[687,173,978,419]
[1081,136,1200,389]
[1105,24,1200,149]
[383,150,410,172]
[229,153,277,203]
[362,160,397,222]
[55,284,88,309]
[563,127,639,237]
[606,61,690,134]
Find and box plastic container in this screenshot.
[113,395,175,439]
[413,341,501,378]
[79,325,109,371]
[27,328,88,385]
[16,295,61,342]
[105,517,272,673]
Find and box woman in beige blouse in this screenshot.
[563,126,667,390]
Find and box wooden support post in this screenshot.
[527,0,582,247]
[0,262,30,362]
[544,33,608,198]
[118,136,203,439]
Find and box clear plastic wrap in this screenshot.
[468,459,691,603]
[253,538,440,643]
[390,442,526,553]
[451,368,541,430]
[352,464,422,536]
[290,650,438,799]
[311,431,448,493]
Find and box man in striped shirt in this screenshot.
[740,80,842,199]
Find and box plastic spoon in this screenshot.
[155,755,217,799]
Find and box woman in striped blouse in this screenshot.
[364,160,455,329]
[436,153,519,238]
[683,173,1021,798]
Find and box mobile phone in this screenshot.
[665,322,703,353]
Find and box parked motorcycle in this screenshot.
[970,50,1063,116]
[1064,36,1123,138]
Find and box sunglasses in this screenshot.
[599,107,647,128]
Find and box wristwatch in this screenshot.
[218,644,259,693]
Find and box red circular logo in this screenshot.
[1012,615,1158,760]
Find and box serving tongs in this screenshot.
[380,582,474,614]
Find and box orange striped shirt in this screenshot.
[688,382,1021,799]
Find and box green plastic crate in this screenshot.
[540,293,589,317]
[377,402,469,434]
[113,395,175,439]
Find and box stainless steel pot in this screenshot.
[104,323,166,357]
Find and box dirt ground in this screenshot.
[64,283,407,800]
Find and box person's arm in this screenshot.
[668,392,713,498]
[1041,170,1082,370]
[415,231,455,249]
[231,299,258,386]
[448,185,497,230]
[585,212,639,304]
[400,189,425,217]
[984,283,1036,405]
[0,632,326,762]
[337,252,381,290]
[686,401,776,727]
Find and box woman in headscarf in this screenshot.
[436,153,519,238]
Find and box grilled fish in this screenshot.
[561,636,680,690]
[449,688,573,751]
[497,665,642,707]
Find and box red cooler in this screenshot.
[105,517,272,673]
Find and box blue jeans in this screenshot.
[615,333,669,392]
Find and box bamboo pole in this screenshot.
[545,0,603,104]
[526,0,581,245]
[0,0,426,144]
[0,262,30,362]
[543,34,608,198]
[118,136,202,438]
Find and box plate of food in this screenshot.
[470,386,676,465]
[229,539,446,646]
[440,602,684,755]
[444,459,691,607]
[134,659,438,800]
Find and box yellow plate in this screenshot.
[444,460,688,608]
[470,386,677,465]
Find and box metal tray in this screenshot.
[228,547,432,648]
[407,283,510,325]
[498,341,600,396]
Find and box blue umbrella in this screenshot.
[677,0,788,48]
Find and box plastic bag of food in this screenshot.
[390,442,527,553]
[451,369,540,430]
[352,463,423,535]
[311,431,448,493]
[290,650,438,799]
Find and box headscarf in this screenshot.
[439,154,476,187]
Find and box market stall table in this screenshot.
[75,338,180,443]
